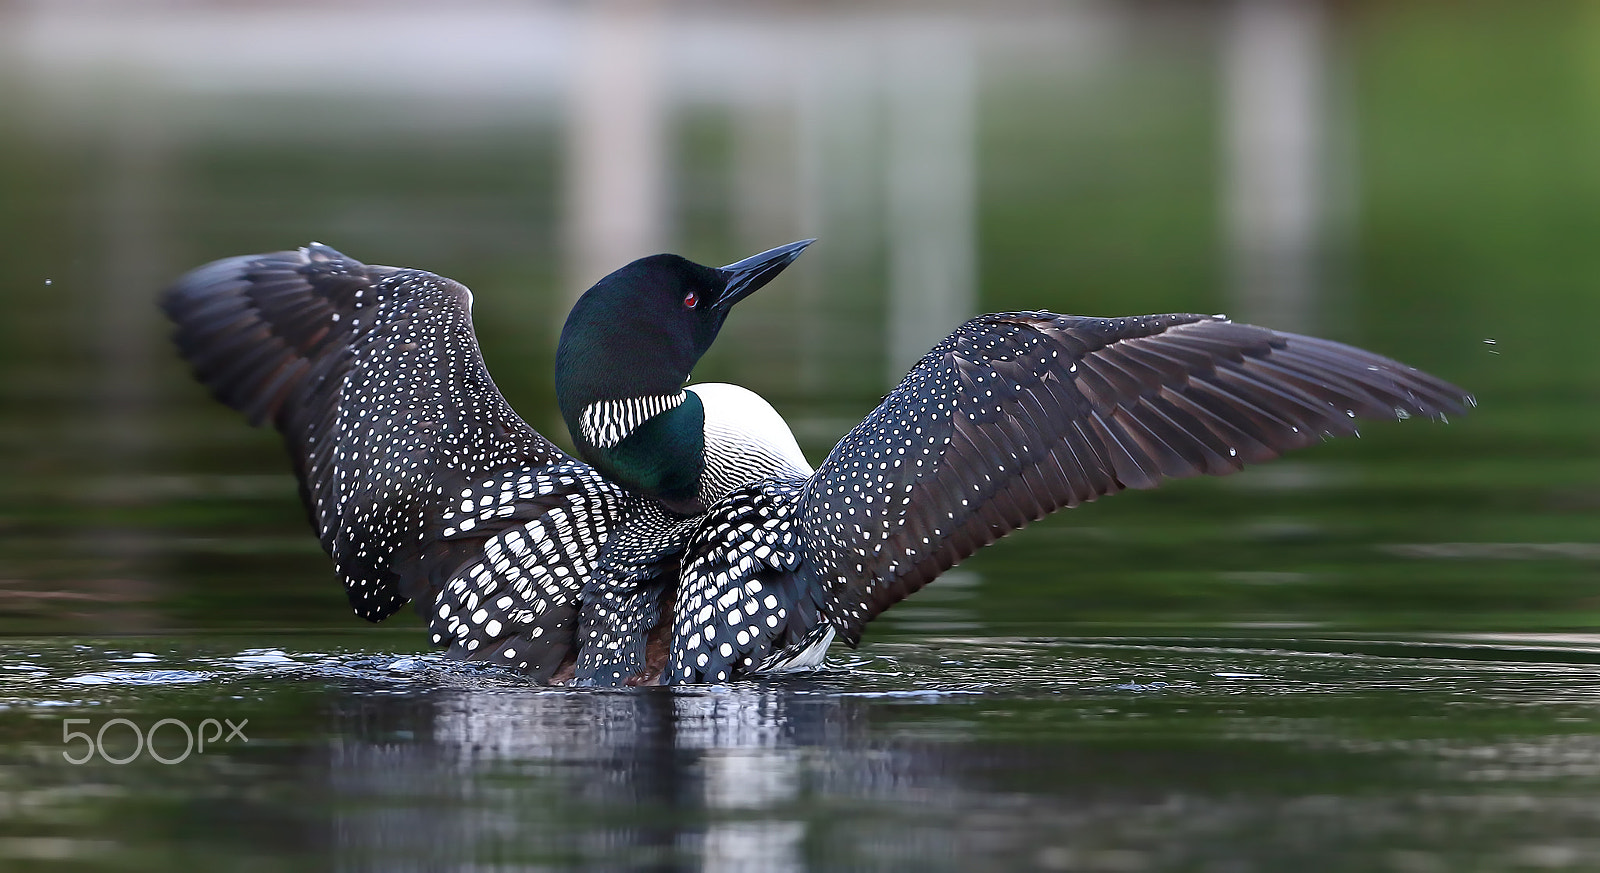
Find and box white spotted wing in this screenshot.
[670,311,1471,681]
[163,244,624,681]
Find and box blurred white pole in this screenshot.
[793,31,883,391]
[886,23,977,383]
[565,0,668,308]
[700,749,804,873]
[732,72,800,259]
[1223,0,1326,332]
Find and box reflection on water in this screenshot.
[2,636,1599,870]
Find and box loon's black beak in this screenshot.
[715,239,814,311]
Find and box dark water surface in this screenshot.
[3,634,1599,872]
[3,1,1599,870]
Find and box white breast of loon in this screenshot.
[688,382,814,507]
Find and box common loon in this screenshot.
[162,240,1470,686]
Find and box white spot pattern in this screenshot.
[432,462,626,680]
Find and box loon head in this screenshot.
[555,239,813,510]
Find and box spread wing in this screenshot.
[669,312,1471,681]
[809,312,1470,641]
[162,244,624,679]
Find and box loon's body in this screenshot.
[163,241,1471,686]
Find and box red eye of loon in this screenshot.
[683,292,698,308]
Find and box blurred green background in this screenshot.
[0,0,1594,642]
[2,4,1600,871]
